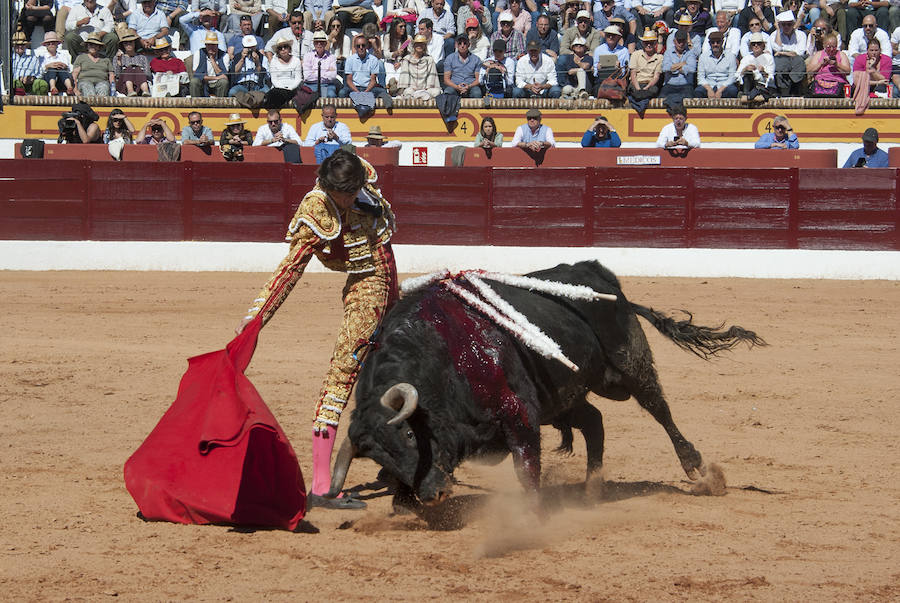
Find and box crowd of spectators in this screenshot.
[50,99,885,170]
[9,0,900,104]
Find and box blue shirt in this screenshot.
[593,42,629,72]
[581,129,621,147]
[181,125,214,141]
[128,8,169,39]
[525,28,561,56]
[662,46,697,87]
[443,51,482,86]
[842,147,889,168]
[344,51,383,88]
[754,132,799,149]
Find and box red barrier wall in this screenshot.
[1,160,897,250]
[452,147,838,168]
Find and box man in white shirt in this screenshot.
[513,39,562,97]
[253,108,303,147]
[511,108,556,151]
[418,0,456,59]
[656,103,701,149]
[65,0,117,58]
[265,10,314,60]
[847,14,890,59]
[771,10,807,96]
[303,104,353,146]
[417,18,445,63]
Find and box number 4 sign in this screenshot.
[412,147,428,165]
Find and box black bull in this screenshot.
[328,261,764,505]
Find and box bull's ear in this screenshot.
[381,383,419,425]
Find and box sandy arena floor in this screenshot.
[1,270,898,601]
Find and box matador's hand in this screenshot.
[236,316,254,335]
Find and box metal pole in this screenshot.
[1,0,12,109]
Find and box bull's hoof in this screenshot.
[307,493,367,510]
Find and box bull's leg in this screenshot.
[564,401,606,482]
[626,368,704,479]
[506,426,542,492]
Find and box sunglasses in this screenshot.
[268,119,281,124]
[355,44,367,48]
[189,120,202,124]
[749,21,761,26]
[863,23,875,27]
[774,125,786,130]
[750,42,764,46]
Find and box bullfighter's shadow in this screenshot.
[348,478,692,532]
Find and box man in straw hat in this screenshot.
[190,30,230,96]
[627,27,664,106]
[128,0,170,51]
[65,0,118,59]
[666,11,701,49]
[11,31,50,96]
[363,125,401,148]
[302,29,339,97]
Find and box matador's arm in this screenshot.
[243,223,322,326]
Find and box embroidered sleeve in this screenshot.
[287,190,341,240]
[244,223,321,325]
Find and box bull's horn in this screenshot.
[325,437,357,498]
[381,383,419,426]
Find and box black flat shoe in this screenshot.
[307,493,367,510]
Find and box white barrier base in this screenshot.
[0,241,897,280]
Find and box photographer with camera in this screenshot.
[57,102,102,144]
[581,114,622,147]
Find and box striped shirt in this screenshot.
[13,52,43,80]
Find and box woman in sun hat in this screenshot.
[115,28,152,96]
[37,31,75,95]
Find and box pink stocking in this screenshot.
[310,425,338,496]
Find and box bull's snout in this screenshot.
[421,489,451,506]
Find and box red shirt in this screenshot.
[150,56,186,74]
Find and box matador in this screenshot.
[238,150,398,510]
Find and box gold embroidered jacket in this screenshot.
[245,159,396,325]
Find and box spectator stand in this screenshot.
[4,98,900,149]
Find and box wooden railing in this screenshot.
[1,159,897,250]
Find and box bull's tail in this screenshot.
[631,303,766,360]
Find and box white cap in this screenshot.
[572,36,588,46]
[498,11,514,22]
[576,9,591,20]
[775,10,795,22]
[242,34,257,48]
